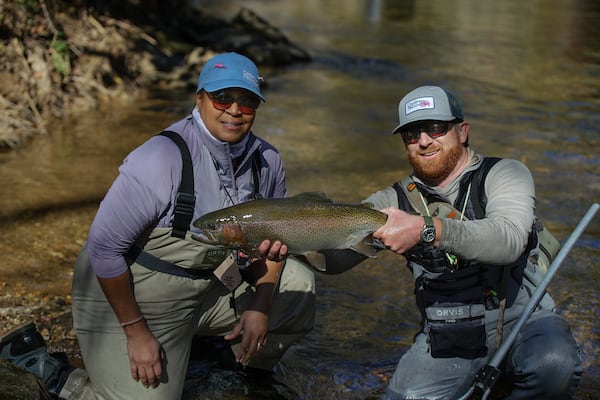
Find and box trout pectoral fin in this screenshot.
[302,251,328,271]
[190,232,210,243]
[349,235,379,258]
[367,238,388,251]
[302,249,370,275]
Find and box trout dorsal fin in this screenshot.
[291,192,333,203]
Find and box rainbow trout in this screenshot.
[191,192,388,271]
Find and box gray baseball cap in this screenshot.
[391,86,463,134]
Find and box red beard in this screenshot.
[408,142,464,185]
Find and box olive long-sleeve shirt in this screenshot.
[364,148,535,265]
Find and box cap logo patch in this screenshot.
[243,70,259,88]
[214,63,226,69]
[406,96,435,115]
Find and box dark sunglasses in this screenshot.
[206,91,261,115]
[399,120,459,144]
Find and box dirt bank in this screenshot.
[0,0,309,150]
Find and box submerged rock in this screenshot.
[0,358,52,400]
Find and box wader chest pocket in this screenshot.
[425,304,487,359]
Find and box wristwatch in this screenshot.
[420,215,436,244]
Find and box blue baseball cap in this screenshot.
[197,52,265,102]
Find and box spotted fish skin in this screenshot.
[191,192,387,257]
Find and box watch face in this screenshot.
[422,227,435,243]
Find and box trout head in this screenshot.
[191,217,246,248]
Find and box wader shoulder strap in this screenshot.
[159,130,195,238]
[393,157,502,219]
[468,157,501,218]
[394,177,428,215]
[159,131,264,237]
[250,150,262,200]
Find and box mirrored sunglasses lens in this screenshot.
[400,121,452,143]
[428,122,450,135]
[209,92,258,114]
[210,93,234,110]
[237,97,259,114]
[239,106,255,114]
[237,96,260,108]
[401,130,420,144]
[211,102,228,111]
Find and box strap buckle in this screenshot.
[172,192,196,238]
[175,192,195,212]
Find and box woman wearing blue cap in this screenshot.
[1,52,316,399]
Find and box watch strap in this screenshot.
[421,215,436,244]
[423,215,434,229]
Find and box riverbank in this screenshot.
[0,0,309,150]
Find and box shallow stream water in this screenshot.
[1,1,599,398]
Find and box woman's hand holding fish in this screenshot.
[259,239,288,263]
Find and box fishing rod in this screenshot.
[457,202,599,400]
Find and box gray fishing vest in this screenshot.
[393,158,533,359]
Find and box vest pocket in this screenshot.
[426,303,487,359]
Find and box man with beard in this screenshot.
[366,86,582,399]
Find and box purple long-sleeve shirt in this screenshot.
[86,111,287,278]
